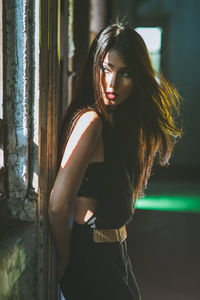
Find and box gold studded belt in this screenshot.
[93,225,127,243]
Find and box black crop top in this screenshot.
[77,119,134,229]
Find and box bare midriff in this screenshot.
[73,135,103,225]
[74,196,98,224]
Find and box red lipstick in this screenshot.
[106,92,117,100]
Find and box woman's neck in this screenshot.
[107,108,115,126]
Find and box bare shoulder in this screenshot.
[75,111,103,131]
[71,111,103,139]
[61,111,103,168]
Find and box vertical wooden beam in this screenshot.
[38,0,49,297]
[38,0,61,299]
[73,0,90,72]
[60,0,69,115]
[90,0,106,43]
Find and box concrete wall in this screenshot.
[0,222,36,300]
[1,0,79,298]
[4,0,38,221]
[1,0,39,299]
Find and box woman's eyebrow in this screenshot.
[102,62,113,67]
[120,67,130,71]
[102,62,129,70]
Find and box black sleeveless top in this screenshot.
[77,119,134,229]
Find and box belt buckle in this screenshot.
[117,226,127,243]
[93,226,127,243]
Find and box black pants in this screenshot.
[60,220,141,300]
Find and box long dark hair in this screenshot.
[59,23,182,202]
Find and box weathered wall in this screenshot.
[1,0,109,299]
[4,0,38,221]
[1,0,39,299]
[0,222,35,300]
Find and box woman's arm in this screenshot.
[48,111,102,277]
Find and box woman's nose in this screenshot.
[109,73,118,89]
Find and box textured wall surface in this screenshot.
[0,222,35,300]
[1,1,39,299]
[4,0,38,221]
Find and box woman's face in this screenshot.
[100,49,134,108]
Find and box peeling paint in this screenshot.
[4,1,38,221]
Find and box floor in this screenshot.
[127,181,200,300]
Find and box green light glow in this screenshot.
[135,195,200,213]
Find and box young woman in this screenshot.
[49,23,182,300]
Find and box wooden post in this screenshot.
[38,0,61,299]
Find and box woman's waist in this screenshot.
[73,208,132,233]
[74,196,133,226]
[74,196,98,224]
[72,216,128,245]
[74,209,132,232]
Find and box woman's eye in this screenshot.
[102,66,111,73]
[121,71,131,78]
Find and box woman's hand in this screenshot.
[58,260,67,281]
